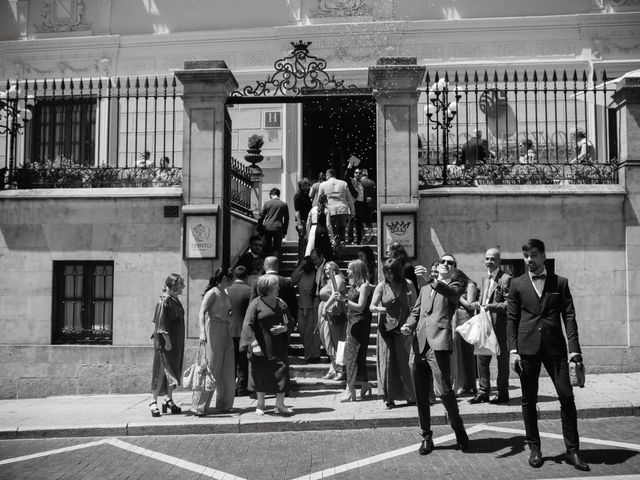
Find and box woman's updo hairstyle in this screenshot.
[162,273,183,294]
[202,267,232,296]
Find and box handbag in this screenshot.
[182,343,216,392]
[569,361,586,388]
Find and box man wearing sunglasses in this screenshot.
[402,254,469,456]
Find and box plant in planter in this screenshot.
[245,134,264,166]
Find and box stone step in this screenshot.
[288,357,377,379]
[289,378,378,391]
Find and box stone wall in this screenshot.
[418,184,640,373]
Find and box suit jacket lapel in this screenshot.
[427,285,436,314]
[540,273,556,313]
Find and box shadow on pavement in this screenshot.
[581,448,639,465]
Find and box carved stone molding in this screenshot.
[34,0,92,34]
[607,0,640,8]
[16,0,29,38]
[312,0,373,18]
[536,42,576,57]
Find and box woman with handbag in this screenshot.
[240,274,293,415]
[149,274,186,417]
[192,268,236,416]
[370,258,417,409]
[340,259,373,401]
[318,261,348,381]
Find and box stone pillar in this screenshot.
[175,60,238,338]
[613,72,640,369]
[368,57,426,277]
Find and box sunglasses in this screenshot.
[439,259,456,266]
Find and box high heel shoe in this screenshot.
[149,401,160,417]
[360,382,373,399]
[274,405,294,415]
[162,398,182,414]
[340,388,357,402]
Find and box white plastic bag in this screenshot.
[456,308,500,356]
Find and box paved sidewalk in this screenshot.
[0,372,638,439]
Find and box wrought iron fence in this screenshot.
[1,75,183,189]
[418,70,619,187]
[230,157,253,216]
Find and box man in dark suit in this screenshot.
[237,235,264,275]
[226,266,253,396]
[469,247,512,404]
[402,254,469,455]
[460,129,490,167]
[507,239,588,471]
[258,188,289,257]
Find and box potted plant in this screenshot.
[244,134,264,166]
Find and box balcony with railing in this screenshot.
[0,76,184,190]
[418,70,619,187]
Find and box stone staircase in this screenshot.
[279,232,379,391]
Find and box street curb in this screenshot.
[1,404,636,439]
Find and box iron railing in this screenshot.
[230,157,253,216]
[418,70,619,187]
[1,76,183,189]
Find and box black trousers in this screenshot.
[233,337,249,393]
[520,352,579,453]
[410,348,463,438]
[477,317,509,396]
[263,229,282,256]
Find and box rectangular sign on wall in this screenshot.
[184,214,217,259]
[264,111,281,128]
[381,211,417,259]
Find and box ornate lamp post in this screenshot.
[1,83,34,172]
[424,78,461,185]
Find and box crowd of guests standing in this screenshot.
[148,235,591,471]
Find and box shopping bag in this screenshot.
[182,343,216,392]
[474,308,500,356]
[335,340,346,366]
[456,311,483,345]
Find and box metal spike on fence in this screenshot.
[542,71,548,83]
[562,70,568,82]
[572,70,578,82]
[171,76,176,88]
[454,71,459,83]
[444,71,449,82]
[523,71,528,82]
[533,71,538,82]
[463,71,469,83]
[592,70,598,82]
[552,71,558,82]
[602,70,608,83]
[483,70,488,82]
[163,77,168,89]
[493,71,498,83]
[473,71,478,82]
[434,71,439,83]
[582,70,588,82]
[513,71,518,83]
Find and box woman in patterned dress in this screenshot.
[149,274,185,417]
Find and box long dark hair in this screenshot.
[202,267,232,296]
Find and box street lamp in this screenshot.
[424,78,461,185]
[1,83,35,172]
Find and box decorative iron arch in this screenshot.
[230,41,369,98]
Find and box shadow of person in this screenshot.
[579,448,639,465]
[450,435,526,457]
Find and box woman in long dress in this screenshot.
[192,268,236,416]
[318,261,348,381]
[149,273,185,417]
[340,259,373,401]
[240,274,293,415]
[305,192,333,259]
[356,246,376,398]
[370,258,417,409]
[452,280,479,395]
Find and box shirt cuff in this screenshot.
[509,349,518,354]
[568,352,581,361]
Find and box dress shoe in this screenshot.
[528,447,543,468]
[385,401,395,409]
[418,436,434,455]
[454,427,469,451]
[468,393,490,404]
[489,394,509,405]
[333,371,345,382]
[565,452,590,471]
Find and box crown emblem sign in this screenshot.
[191,223,211,243]
[386,221,411,236]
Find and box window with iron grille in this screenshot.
[31,98,97,166]
[52,261,113,345]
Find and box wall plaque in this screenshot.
[183,214,217,259]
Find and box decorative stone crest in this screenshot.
[35,0,92,34]
[313,0,372,17]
